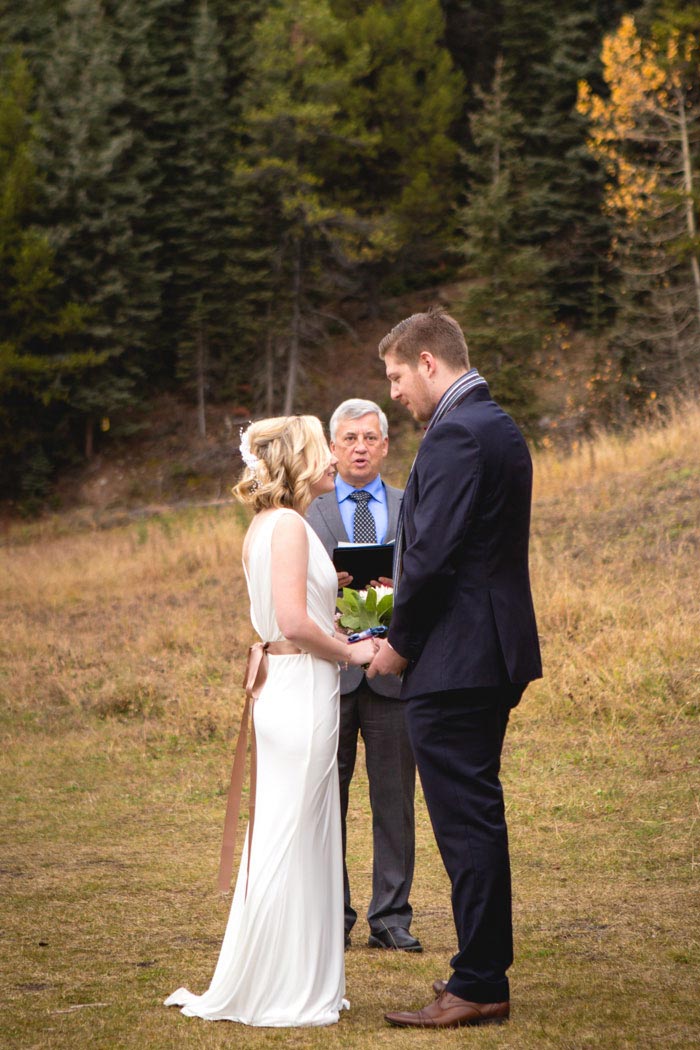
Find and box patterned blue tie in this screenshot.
[348,490,377,543]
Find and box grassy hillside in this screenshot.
[1,403,698,1049]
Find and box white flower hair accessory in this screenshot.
[239,425,261,473]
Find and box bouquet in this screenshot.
[336,585,393,632]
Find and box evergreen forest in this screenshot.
[1,0,698,505]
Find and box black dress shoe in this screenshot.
[344,932,351,950]
[368,926,422,952]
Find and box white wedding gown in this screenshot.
[165,510,347,1026]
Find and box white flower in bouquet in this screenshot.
[358,584,392,605]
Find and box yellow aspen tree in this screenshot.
[577,15,700,398]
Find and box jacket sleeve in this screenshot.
[388,421,482,661]
[305,500,335,559]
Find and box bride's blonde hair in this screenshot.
[233,415,331,515]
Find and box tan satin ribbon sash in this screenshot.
[217,640,303,893]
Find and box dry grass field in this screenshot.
[1,402,699,1049]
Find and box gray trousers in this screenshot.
[338,680,416,935]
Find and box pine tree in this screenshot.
[500,0,555,127]
[441,0,652,340]
[209,0,272,122]
[0,50,97,499]
[234,0,373,414]
[527,7,615,326]
[457,58,552,431]
[501,0,645,128]
[36,0,163,456]
[104,0,271,396]
[125,0,194,380]
[0,0,62,80]
[646,0,700,42]
[578,14,700,402]
[104,0,170,372]
[226,182,279,415]
[327,0,465,298]
[176,0,239,437]
[439,0,503,108]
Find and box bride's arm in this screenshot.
[271,513,373,667]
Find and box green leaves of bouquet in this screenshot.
[336,587,393,631]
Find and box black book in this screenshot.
[332,542,394,591]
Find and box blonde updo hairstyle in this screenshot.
[233,415,331,515]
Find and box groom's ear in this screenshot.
[418,350,437,376]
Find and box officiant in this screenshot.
[307,398,420,953]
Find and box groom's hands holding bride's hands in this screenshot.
[346,638,377,667]
[366,638,408,679]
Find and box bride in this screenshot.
[165,415,376,1027]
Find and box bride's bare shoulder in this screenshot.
[269,508,305,538]
[243,508,302,560]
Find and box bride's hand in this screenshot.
[345,638,376,667]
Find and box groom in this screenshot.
[368,308,542,1028]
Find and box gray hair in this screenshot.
[329,398,388,442]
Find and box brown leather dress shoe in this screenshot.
[385,991,510,1028]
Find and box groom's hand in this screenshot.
[366,638,407,679]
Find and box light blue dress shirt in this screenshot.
[335,474,388,544]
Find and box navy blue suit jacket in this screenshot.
[388,385,542,699]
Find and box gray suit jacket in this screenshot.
[307,480,403,698]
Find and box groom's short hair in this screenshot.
[329,398,389,442]
[378,306,470,371]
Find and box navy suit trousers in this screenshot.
[406,685,524,1003]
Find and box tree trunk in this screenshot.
[492,56,503,184]
[283,242,302,415]
[365,263,383,319]
[677,86,700,324]
[196,323,208,439]
[84,417,94,460]
[265,303,275,416]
